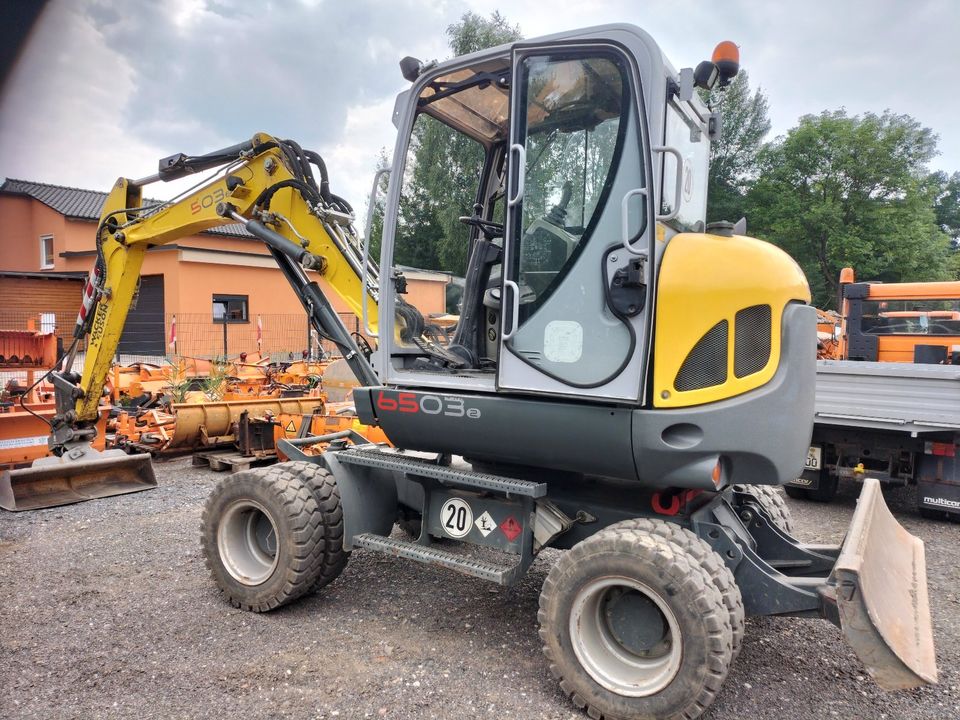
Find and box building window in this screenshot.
[212,294,249,323]
[39,235,54,269]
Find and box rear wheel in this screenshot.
[278,462,350,591]
[539,519,734,720]
[734,484,794,534]
[201,466,327,612]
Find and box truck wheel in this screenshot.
[784,485,810,500]
[804,473,838,503]
[201,466,326,612]
[539,519,734,720]
[278,462,350,591]
[734,484,794,534]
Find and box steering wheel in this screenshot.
[459,203,504,240]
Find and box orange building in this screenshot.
[0,179,447,359]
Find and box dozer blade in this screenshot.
[829,478,937,689]
[0,449,157,512]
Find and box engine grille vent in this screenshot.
[674,320,728,391]
[734,304,772,378]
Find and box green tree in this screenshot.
[701,71,770,223]
[929,170,960,279]
[367,147,391,264]
[447,10,520,56]
[372,11,522,275]
[930,170,960,243]
[746,110,951,307]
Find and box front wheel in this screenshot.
[539,520,734,720]
[201,466,328,612]
[278,462,350,591]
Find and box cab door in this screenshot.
[497,44,654,401]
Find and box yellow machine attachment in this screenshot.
[5,133,380,511]
[0,322,155,511]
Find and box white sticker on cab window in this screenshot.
[543,321,583,363]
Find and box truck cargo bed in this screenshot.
[816,360,960,434]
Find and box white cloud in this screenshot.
[0,0,165,188]
[319,96,401,215]
[1,0,957,208]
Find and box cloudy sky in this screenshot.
[1,0,957,212]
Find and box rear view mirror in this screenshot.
[693,61,718,90]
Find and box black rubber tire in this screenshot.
[605,519,745,660]
[397,514,423,540]
[918,506,960,522]
[734,484,794,534]
[783,484,810,500]
[201,466,326,612]
[805,474,839,502]
[539,519,734,720]
[276,462,349,591]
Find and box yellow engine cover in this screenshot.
[653,232,810,408]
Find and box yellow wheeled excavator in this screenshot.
[0,24,936,720]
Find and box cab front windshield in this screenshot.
[389,54,627,371]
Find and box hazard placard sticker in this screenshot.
[440,498,473,539]
[474,510,496,537]
[500,515,522,542]
[284,420,297,434]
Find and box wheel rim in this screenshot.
[217,499,280,586]
[569,576,682,697]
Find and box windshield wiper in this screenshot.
[419,72,509,108]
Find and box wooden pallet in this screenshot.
[192,449,277,473]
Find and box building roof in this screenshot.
[0,178,252,238]
[0,270,86,281]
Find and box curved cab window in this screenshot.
[506,50,644,388]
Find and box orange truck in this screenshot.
[836,267,960,363]
[788,269,960,519]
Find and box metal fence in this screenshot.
[165,312,361,362]
[0,310,361,384]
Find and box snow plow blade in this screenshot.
[828,478,937,689]
[0,449,157,512]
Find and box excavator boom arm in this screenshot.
[72,132,380,425]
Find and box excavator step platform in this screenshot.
[336,448,546,497]
[353,532,521,585]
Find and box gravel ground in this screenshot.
[1,459,957,720]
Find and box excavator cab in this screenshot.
[376,42,663,404]
[374,31,720,407]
